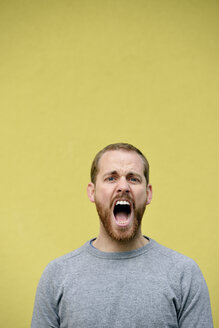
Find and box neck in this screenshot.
[92,231,148,252]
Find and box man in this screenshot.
[31,143,213,327]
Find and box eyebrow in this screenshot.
[127,172,142,180]
[103,171,142,178]
[103,170,118,177]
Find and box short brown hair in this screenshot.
[91,143,149,184]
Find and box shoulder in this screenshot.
[38,242,89,287]
[149,238,211,300]
[150,238,199,266]
[149,240,213,326]
[148,238,205,282]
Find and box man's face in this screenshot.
[88,150,152,242]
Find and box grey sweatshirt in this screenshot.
[31,238,213,327]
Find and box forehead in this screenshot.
[98,150,144,175]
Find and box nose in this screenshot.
[116,176,130,193]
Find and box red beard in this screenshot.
[95,192,146,242]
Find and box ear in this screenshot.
[146,184,152,205]
[87,182,95,203]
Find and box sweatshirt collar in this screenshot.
[86,236,155,259]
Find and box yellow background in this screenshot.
[0,0,218,326]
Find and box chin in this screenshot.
[106,222,140,242]
[98,212,143,242]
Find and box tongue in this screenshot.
[115,212,129,222]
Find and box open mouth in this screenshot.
[113,200,132,226]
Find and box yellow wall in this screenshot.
[0,0,218,326]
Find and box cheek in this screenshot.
[95,189,110,203]
[135,190,147,205]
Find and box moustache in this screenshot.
[110,192,135,209]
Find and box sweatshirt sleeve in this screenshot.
[31,262,61,328]
[178,259,213,328]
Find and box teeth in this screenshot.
[117,220,128,224]
[116,200,130,206]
